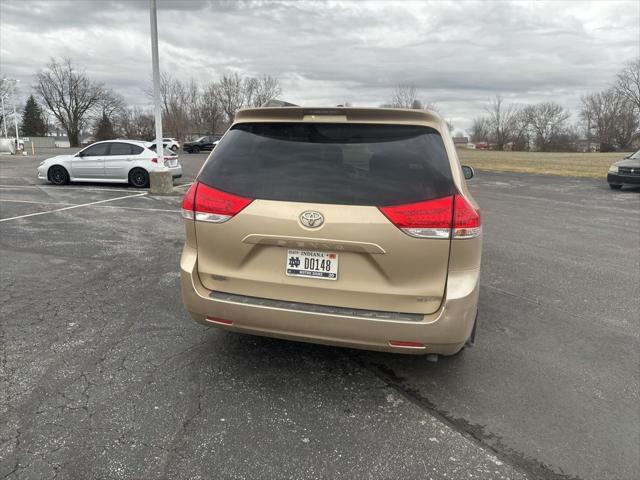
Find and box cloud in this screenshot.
[1,0,638,131]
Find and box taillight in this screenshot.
[180,181,253,223]
[452,194,481,239]
[181,183,197,219]
[379,196,453,239]
[378,194,480,239]
[151,157,158,164]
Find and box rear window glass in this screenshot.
[81,143,110,157]
[108,143,144,155]
[198,123,454,206]
[148,144,176,156]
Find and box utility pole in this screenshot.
[149,0,164,167]
[12,101,19,149]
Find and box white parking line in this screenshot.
[0,197,179,214]
[0,198,74,206]
[0,184,144,193]
[93,205,179,213]
[0,193,147,222]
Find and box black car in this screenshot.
[608,149,640,189]
[182,136,220,154]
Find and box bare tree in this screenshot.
[35,58,103,146]
[423,101,439,112]
[581,88,638,150]
[390,85,418,109]
[95,88,125,119]
[612,99,639,149]
[216,73,247,124]
[484,95,519,150]
[525,102,570,151]
[118,106,155,140]
[0,78,17,134]
[511,108,532,151]
[469,117,490,143]
[615,58,640,112]
[197,82,225,134]
[245,75,282,107]
[94,88,125,138]
[148,72,283,137]
[158,73,190,140]
[0,78,14,99]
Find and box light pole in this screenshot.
[13,95,20,149]
[149,0,164,168]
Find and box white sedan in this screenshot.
[163,137,180,151]
[37,140,182,188]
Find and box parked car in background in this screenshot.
[37,140,182,188]
[607,149,640,189]
[146,142,181,164]
[163,138,180,151]
[183,135,220,153]
[180,107,481,356]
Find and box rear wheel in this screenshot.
[450,312,478,357]
[191,146,200,154]
[609,183,623,190]
[465,312,478,348]
[129,168,149,188]
[48,166,69,185]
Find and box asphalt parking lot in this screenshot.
[1,150,639,480]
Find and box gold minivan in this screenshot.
[180,107,481,355]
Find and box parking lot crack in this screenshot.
[345,353,584,480]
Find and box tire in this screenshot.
[129,168,149,188]
[191,146,200,154]
[609,183,623,190]
[447,312,478,357]
[48,165,69,185]
[465,313,478,348]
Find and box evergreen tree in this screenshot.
[94,113,115,141]
[21,95,46,136]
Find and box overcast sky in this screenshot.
[1,0,638,132]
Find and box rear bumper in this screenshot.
[166,165,182,178]
[608,173,640,185]
[180,246,479,355]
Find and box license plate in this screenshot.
[166,159,177,167]
[286,249,338,280]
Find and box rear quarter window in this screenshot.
[198,123,454,206]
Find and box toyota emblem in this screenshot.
[299,210,324,228]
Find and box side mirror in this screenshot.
[462,165,474,180]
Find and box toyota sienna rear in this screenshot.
[180,107,481,355]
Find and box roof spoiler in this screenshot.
[236,106,444,126]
